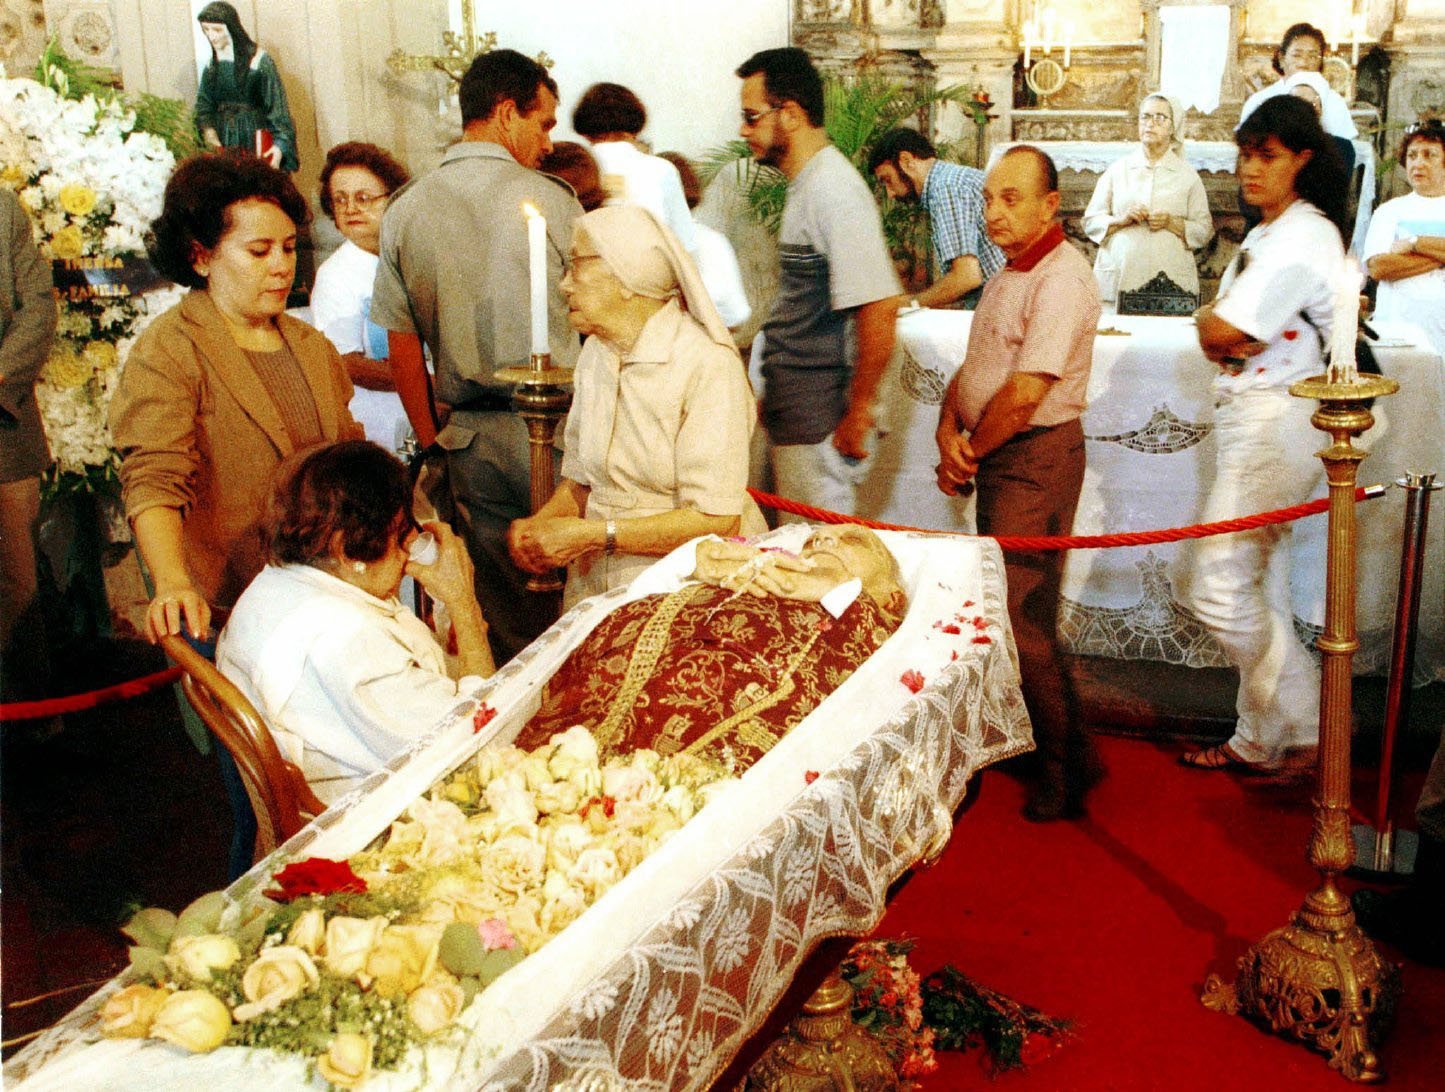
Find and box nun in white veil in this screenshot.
[508,206,765,607]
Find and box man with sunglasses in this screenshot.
[735,47,900,521]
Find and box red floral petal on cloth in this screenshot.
[472,703,497,733]
[1283,329,1298,341]
[962,600,975,608]
[970,616,989,630]
[950,650,959,661]
[804,770,819,784]
[900,669,926,693]
[971,635,993,645]
[940,623,961,635]
[265,857,368,901]
[581,795,617,819]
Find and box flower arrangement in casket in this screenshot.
[103,725,736,1088]
[0,46,187,496]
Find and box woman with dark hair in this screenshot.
[195,2,298,171]
[571,82,696,252]
[312,142,411,446]
[541,141,605,211]
[218,441,493,803]
[110,151,360,648]
[1238,22,1357,139]
[1181,94,1347,774]
[658,150,751,328]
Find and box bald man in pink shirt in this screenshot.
[936,146,1101,823]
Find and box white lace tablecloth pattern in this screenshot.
[862,309,1445,682]
[6,529,1032,1091]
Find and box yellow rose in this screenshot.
[365,924,442,998]
[168,934,241,982]
[50,224,85,260]
[43,346,88,390]
[323,915,387,979]
[100,983,169,1039]
[82,340,119,372]
[58,182,97,217]
[406,971,466,1036]
[287,907,326,955]
[233,945,319,1022]
[150,989,232,1053]
[317,1032,373,1089]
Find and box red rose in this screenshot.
[472,703,497,733]
[900,669,926,693]
[265,857,368,901]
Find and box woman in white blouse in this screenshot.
[508,206,765,607]
[218,441,493,804]
[1083,93,1212,303]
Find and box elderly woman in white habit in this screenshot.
[1082,93,1213,303]
[508,206,765,607]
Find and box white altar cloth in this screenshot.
[6,531,1032,1091]
[859,309,1445,682]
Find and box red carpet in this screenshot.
[874,734,1445,1090]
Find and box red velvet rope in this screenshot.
[746,484,1386,550]
[0,484,1386,723]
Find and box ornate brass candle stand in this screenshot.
[495,353,571,593]
[1201,373,1401,1082]
[745,968,898,1092]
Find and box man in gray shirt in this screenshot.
[372,49,582,663]
[736,48,899,519]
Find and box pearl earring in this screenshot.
[352,560,366,573]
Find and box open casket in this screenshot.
[7,528,1032,1091]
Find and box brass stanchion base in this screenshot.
[495,361,571,595]
[745,969,898,1092]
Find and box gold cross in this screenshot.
[385,1,552,84]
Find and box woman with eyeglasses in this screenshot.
[1082,93,1212,303]
[1363,120,1445,356]
[1237,22,1358,140]
[311,142,411,446]
[1181,95,1349,775]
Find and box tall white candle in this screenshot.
[1063,20,1074,68]
[1023,21,1033,69]
[1351,13,1365,67]
[523,202,547,361]
[1330,257,1361,384]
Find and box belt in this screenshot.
[450,391,514,414]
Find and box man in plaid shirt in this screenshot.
[870,128,1004,309]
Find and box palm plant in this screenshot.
[700,75,979,284]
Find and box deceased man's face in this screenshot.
[801,525,904,615]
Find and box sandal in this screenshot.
[1178,743,1259,772]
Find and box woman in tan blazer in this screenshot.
[111,151,360,647]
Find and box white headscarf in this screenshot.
[574,206,735,351]
[1142,92,1187,155]
[1279,71,1357,139]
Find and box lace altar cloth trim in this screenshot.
[6,530,1032,1092]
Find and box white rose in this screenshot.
[406,971,466,1036]
[518,748,556,793]
[150,989,231,1053]
[317,1032,373,1089]
[547,726,600,787]
[601,763,662,804]
[286,908,325,955]
[323,915,387,979]
[500,894,546,952]
[568,845,622,897]
[534,777,582,816]
[629,749,662,775]
[167,934,240,982]
[485,780,539,829]
[606,831,649,874]
[659,785,698,825]
[233,945,319,1022]
[100,983,168,1039]
[475,744,526,785]
[539,870,588,938]
[544,816,595,872]
[482,833,546,895]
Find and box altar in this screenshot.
[858,309,1445,683]
[5,531,1031,1090]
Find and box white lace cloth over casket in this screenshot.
[7,529,1032,1092]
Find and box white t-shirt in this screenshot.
[310,239,409,449]
[693,221,751,329]
[590,141,698,255]
[1212,199,1342,391]
[1363,190,1445,357]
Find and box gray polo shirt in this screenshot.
[371,141,582,407]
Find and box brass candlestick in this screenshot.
[495,353,571,593]
[1201,373,1401,1082]
[745,968,898,1091]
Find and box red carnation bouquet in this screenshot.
[843,938,938,1086]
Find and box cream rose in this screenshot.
[534,777,582,816]
[569,845,622,897]
[317,1032,373,1089]
[150,989,232,1053]
[544,816,595,872]
[407,971,466,1036]
[548,726,600,787]
[517,749,557,793]
[540,870,588,938]
[500,894,545,952]
[601,763,662,804]
[659,785,698,825]
[233,945,319,1022]
[323,915,387,979]
[484,779,539,829]
[167,934,241,981]
[482,833,547,895]
[100,983,168,1039]
[475,744,526,785]
[365,924,442,997]
[286,907,326,955]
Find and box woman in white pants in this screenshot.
[1181,95,1349,772]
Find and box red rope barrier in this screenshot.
[746,484,1386,551]
[0,666,182,722]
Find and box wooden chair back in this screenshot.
[160,634,325,860]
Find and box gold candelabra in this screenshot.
[495,353,571,594]
[1201,372,1401,1082]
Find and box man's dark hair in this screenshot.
[1273,22,1327,76]
[999,144,1059,195]
[1237,95,1348,240]
[318,142,411,220]
[867,128,937,175]
[267,441,412,565]
[735,48,825,127]
[148,151,309,289]
[458,49,557,126]
[1401,119,1445,165]
[572,83,647,139]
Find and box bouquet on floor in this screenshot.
[920,963,1074,1073]
[104,725,735,1087]
[843,938,938,1085]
